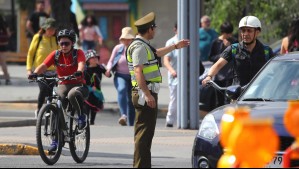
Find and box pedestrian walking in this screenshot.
[26,0,49,44]
[164,23,179,128]
[26,18,59,118]
[207,22,237,106]
[0,15,11,85]
[79,15,103,52]
[199,15,218,61]
[106,27,136,126]
[84,49,111,125]
[280,19,299,54]
[126,12,190,168]
[202,16,274,87]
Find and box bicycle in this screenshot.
[30,75,90,165]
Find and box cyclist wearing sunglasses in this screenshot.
[29,29,88,133]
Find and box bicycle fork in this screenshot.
[56,100,71,142]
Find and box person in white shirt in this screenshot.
[164,23,179,127]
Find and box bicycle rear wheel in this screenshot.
[36,104,63,165]
[69,112,90,163]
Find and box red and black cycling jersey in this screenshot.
[44,49,86,85]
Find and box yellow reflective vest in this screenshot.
[126,38,162,87]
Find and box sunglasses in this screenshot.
[59,41,71,47]
[151,24,157,28]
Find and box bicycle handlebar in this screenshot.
[29,75,78,83]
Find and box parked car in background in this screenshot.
[192,52,299,168]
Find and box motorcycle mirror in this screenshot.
[226,85,242,100]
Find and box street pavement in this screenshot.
[0,112,197,168]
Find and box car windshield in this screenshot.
[240,60,299,101]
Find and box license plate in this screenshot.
[265,155,283,168]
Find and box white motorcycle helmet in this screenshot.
[239,16,261,30]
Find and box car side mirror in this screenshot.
[226,85,242,100]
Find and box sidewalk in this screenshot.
[0,65,170,102]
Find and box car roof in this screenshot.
[274,52,299,61]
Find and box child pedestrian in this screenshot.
[84,49,111,125]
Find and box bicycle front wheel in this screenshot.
[69,112,90,163]
[36,104,63,165]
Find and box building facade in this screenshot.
[0,0,188,63]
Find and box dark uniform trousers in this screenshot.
[132,90,158,168]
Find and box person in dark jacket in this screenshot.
[84,50,111,125]
[208,21,238,107]
[203,16,274,87]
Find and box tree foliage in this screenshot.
[204,0,299,43]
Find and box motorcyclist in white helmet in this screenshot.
[203,16,274,87]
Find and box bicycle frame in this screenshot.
[34,76,79,140]
[33,75,90,165]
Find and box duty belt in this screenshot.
[133,83,160,94]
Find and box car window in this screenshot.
[241,60,299,101]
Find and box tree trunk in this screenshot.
[50,0,71,31]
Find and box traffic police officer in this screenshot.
[126,12,190,168]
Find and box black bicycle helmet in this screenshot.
[85,49,100,62]
[57,29,76,43]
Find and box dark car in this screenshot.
[192,52,299,168]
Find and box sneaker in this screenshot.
[118,115,127,126]
[78,115,87,130]
[48,140,58,152]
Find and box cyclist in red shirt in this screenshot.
[29,29,89,151]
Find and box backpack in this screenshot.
[31,35,43,67]
[231,43,270,61]
[54,49,78,67]
[231,43,271,86]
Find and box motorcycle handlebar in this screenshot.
[206,80,228,91]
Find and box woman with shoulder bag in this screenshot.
[106,27,136,126]
[0,15,11,85]
[26,18,59,118]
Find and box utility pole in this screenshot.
[177,0,200,129]
[50,0,71,30]
[10,0,16,51]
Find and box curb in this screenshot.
[0,119,36,128]
[0,144,39,155]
